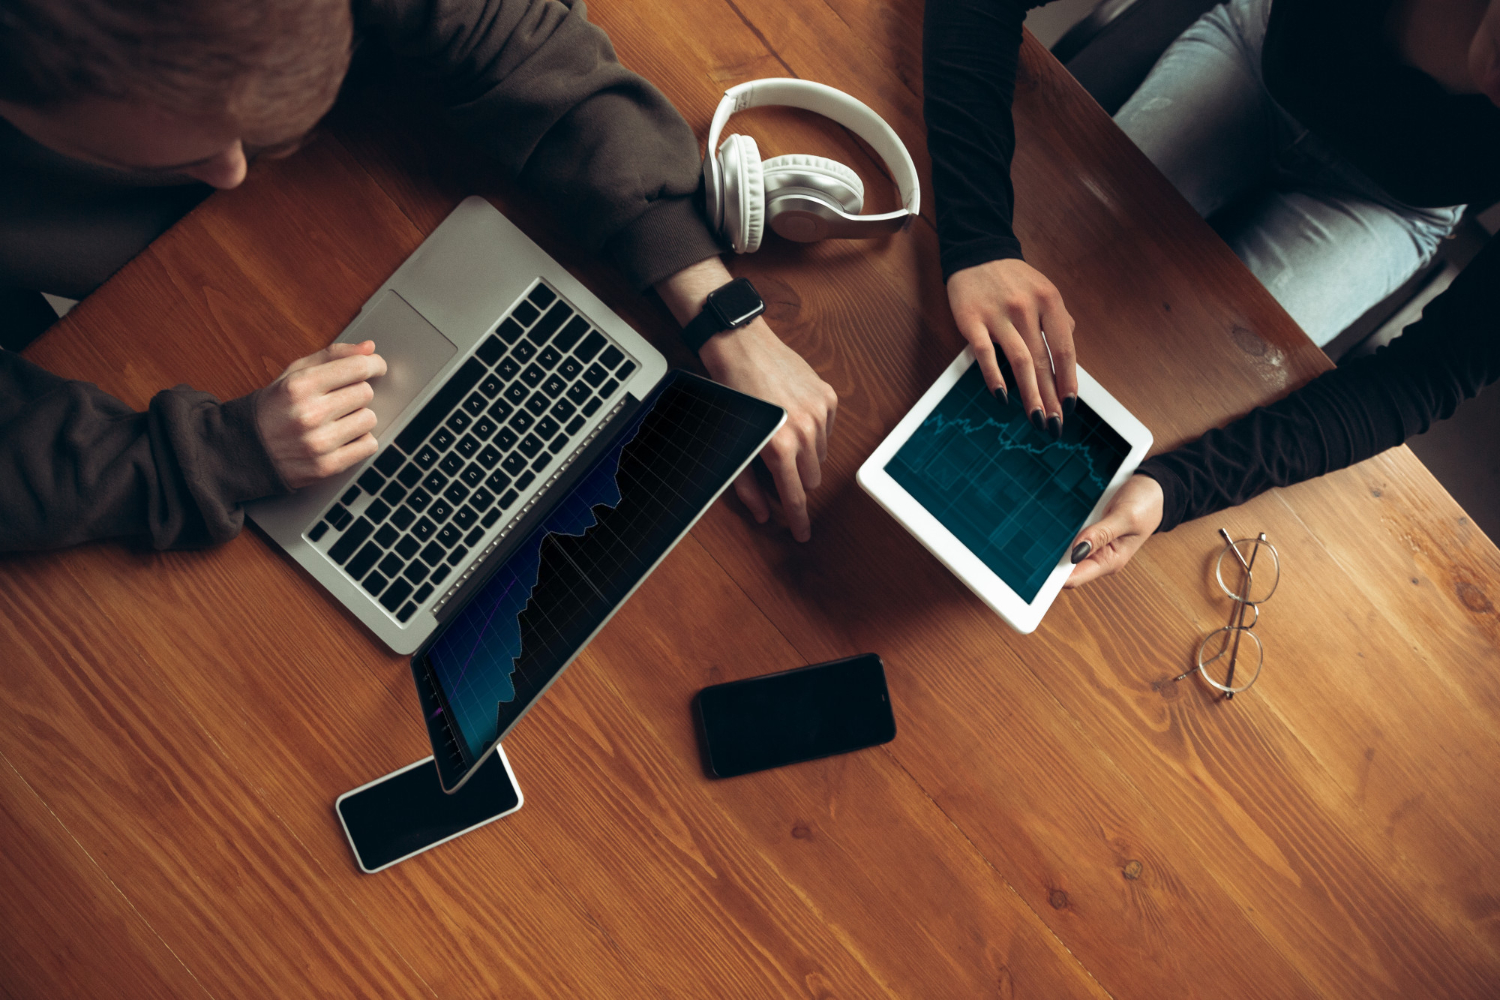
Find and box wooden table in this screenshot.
[6,3,1500,996]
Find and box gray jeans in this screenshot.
[1114,0,1464,346]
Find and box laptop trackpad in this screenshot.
[336,290,457,438]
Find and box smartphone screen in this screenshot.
[694,654,896,778]
[336,749,522,873]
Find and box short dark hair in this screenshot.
[0,0,352,143]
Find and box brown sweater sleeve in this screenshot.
[0,350,288,551]
[355,0,725,290]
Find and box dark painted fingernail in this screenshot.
[1062,395,1077,419]
[992,384,1008,405]
[1030,409,1046,433]
[1071,540,1092,563]
[1047,414,1062,440]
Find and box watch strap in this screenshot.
[680,305,726,354]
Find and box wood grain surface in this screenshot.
[4,1,1500,997]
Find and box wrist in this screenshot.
[698,316,776,377]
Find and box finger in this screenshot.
[308,405,379,455]
[992,320,1045,429]
[732,466,771,524]
[311,432,380,481]
[319,379,377,423]
[292,351,388,396]
[764,439,811,542]
[281,339,374,377]
[795,425,823,493]
[1008,303,1062,433]
[1038,294,1079,416]
[956,318,1010,403]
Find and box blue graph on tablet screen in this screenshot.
[886,364,1131,602]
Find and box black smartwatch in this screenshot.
[680,277,765,353]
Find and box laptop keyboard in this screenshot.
[304,281,638,624]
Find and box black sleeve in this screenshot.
[1138,236,1500,531]
[923,0,1046,280]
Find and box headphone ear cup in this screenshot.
[761,154,865,213]
[717,133,765,254]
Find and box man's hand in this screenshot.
[947,258,1077,439]
[656,259,837,542]
[256,340,387,490]
[1064,475,1164,588]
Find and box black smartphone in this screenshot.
[335,748,523,873]
[694,653,897,778]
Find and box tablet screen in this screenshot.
[884,364,1131,602]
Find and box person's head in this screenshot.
[0,0,352,188]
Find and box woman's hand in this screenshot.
[947,258,1077,438]
[256,340,387,489]
[1064,475,1164,588]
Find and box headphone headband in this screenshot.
[706,78,920,220]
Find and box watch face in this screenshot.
[710,278,766,328]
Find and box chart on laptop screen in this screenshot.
[885,364,1131,603]
[424,375,782,762]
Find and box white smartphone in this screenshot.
[335,748,523,874]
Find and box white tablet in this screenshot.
[857,349,1152,634]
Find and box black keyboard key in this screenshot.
[520,363,546,388]
[470,487,495,512]
[430,566,450,586]
[391,505,416,531]
[616,360,636,381]
[476,334,507,364]
[504,382,529,405]
[445,544,471,567]
[396,463,423,488]
[423,470,447,494]
[538,346,563,370]
[550,398,576,422]
[477,445,503,468]
[566,380,592,405]
[513,340,537,363]
[348,541,382,579]
[395,357,484,453]
[527,283,556,309]
[460,464,485,488]
[429,499,454,524]
[532,452,552,471]
[443,481,471,505]
[515,471,535,490]
[508,410,534,433]
[363,571,388,597]
[465,526,485,547]
[378,552,404,578]
[473,416,497,441]
[412,516,436,542]
[421,541,446,566]
[535,416,560,440]
[397,601,418,623]
[445,410,471,434]
[497,357,522,381]
[518,434,544,459]
[582,362,608,387]
[528,301,571,344]
[498,489,519,509]
[379,578,414,614]
[501,452,529,475]
[480,374,504,398]
[524,393,550,417]
[481,508,502,529]
[407,487,432,512]
[374,448,405,477]
[575,330,607,362]
[349,479,373,502]
[380,480,408,506]
[403,561,429,584]
[366,499,391,524]
[548,433,570,454]
[511,300,540,327]
[485,470,512,493]
[455,434,480,459]
[599,346,624,370]
[453,505,478,531]
[487,398,514,422]
[557,356,584,381]
[494,427,518,451]
[328,517,373,564]
[413,582,435,604]
[566,415,586,435]
[414,444,439,470]
[430,427,456,452]
[326,504,353,531]
[439,452,464,476]
[554,317,589,351]
[375,524,399,548]
[395,535,420,560]
[541,374,567,398]
[598,378,620,399]
[309,521,329,543]
[495,318,525,345]
[462,393,487,417]
[436,524,463,548]
[582,397,602,417]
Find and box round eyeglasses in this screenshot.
[1174,529,1279,699]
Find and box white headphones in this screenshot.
[702,78,921,253]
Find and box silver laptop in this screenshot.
[248,196,678,655]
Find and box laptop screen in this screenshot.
[414,372,784,784]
